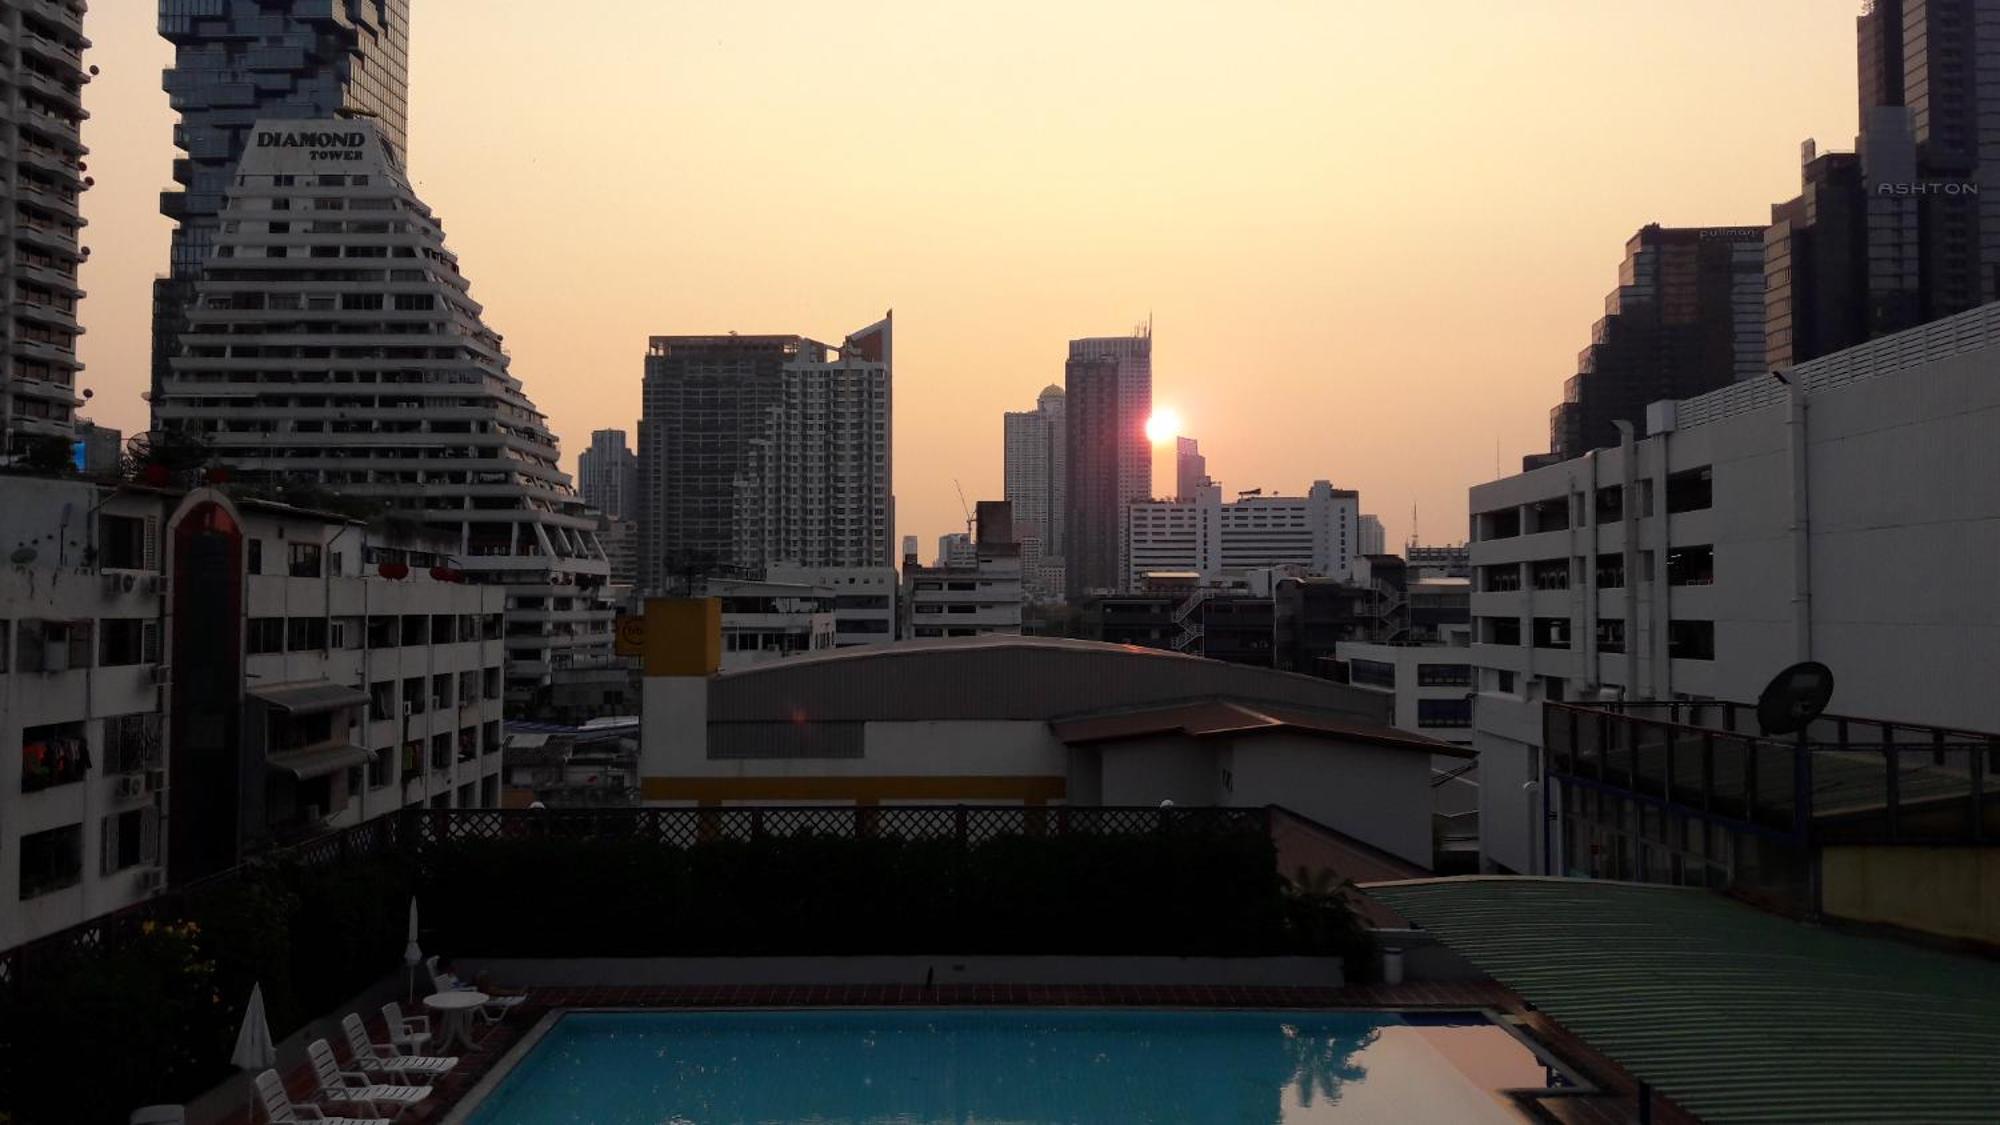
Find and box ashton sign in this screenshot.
[253,129,369,161]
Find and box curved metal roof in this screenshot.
[1364,877,2000,1124]
[709,636,1390,726]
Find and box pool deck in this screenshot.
[221,981,1693,1125]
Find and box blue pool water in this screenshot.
[464,1008,1555,1124]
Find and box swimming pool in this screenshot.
[461,1008,1563,1123]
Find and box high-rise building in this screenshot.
[1064,331,1152,599]
[639,316,892,591]
[732,316,893,572]
[155,0,409,405]
[150,120,611,710]
[1174,436,1206,501]
[935,532,974,568]
[579,429,637,520]
[1003,384,1065,599]
[1766,0,2000,367]
[0,0,90,458]
[1125,480,1360,589]
[1543,225,1766,462]
[1358,514,1387,557]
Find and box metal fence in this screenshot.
[0,804,1270,989]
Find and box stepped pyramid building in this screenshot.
[151,119,611,707]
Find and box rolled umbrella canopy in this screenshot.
[404,897,422,967]
[230,982,276,1073]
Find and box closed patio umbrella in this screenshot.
[404,897,422,1002]
[230,983,275,1121]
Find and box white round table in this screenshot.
[422,990,489,1053]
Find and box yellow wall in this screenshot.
[642,597,721,677]
[1820,846,2000,946]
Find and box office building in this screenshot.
[155,0,409,405]
[149,120,611,710]
[1469,301,2000,875]
[766,564,898,647]
[1174,436,1206,501]
[1543,225,1766,462]
[579,429,637,520]
[75,421,121,476]
[903,501,1023,639]
[598,517,638,587]
[934,533,974,568]
[1064,331,1151,599]
[1003,384,1065,600]
[1358,514,1386,557]
[1125,480,1360,589]
[1766,0,2000,368]
[0,0,90,458]
[641,316,892,590]
[705,579,836,671]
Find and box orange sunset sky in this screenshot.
[76,1,1857,550]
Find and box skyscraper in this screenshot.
[1544,226,1766,462]
[639,316,893,591]
[155,0,409,404]
[732,315,894,571]
[0,0,90,458]
[1768,0,2000,367]
[1003,384,1065,599]
[1064,331,1152,600]
[1174,436,1206,501]
[150,120,611,709]
[579,429,637,520]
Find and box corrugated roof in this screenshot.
[709,636,1390,727]
[1050,700,1469,757]
[1363,877,2000,1124]
[266,744,371,779]
[247,680,370,714]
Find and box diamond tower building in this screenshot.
[151,121,611,708]
[155,0,410,403]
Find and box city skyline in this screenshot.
[76,2,1856,549]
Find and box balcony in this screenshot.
[21,721,88,793]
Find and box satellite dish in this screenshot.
[1757,661,1834,736]
[10,546,36,565]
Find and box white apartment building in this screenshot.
[1359,514,1386,557]
[707,580,837,671]
[935,533,974,568]
[903,503,1023,639]
[0,0,90,459]
[1334,633,1478,867]
[1003,384,1065,601]
[578,429,636,520]
[732,317,894,571]
[1126,480,1360,589]
[766,564,898,647]
[1,479,505,950]
[1468,302,2000,875]
[149,120,611,709]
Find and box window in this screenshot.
[1480,564,1520,592]
[1665,467,1713,514]
[1542,676,1566,702]
[370,681,395,722]
[431,615,454,645]
[1478,617,1520,646]
[99,618,156,666]
[1417,663,1472,687]
[1494,669,1517,694]
[19,824,83,899]
[286,617,327,651]
[1349,659,1396,688]
[431,673,451,711]
[1531,559,1570,590]
[1667,545,1714,587]
[401,615,427,646]
[1668,620,1715,661]
[22,721,89,792]
[1595,553,1625,589]
[101,808,159,874]
[369,747,393,788]
[1532,617,1571,649]
[100,514,151,569]
[247,539,263,574]
[288,542,323,578]
[1417,698,1473,728]
[1596,618,1626,654]
[247,617,285,655]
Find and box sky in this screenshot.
[77,1,1857,552]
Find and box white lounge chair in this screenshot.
[305,1038,431,1120]
[252,1069,389,1125]
[340,1013,458,1085]
[378,1001,432,1056]
[426,955,528,1023]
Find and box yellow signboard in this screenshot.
[614,614,646,657]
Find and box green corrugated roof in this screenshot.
[1364,877,2000,1124]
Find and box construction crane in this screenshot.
[953,479,974,539]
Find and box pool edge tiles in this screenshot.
[447,1007,1582,1125]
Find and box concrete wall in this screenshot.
[1223,733,1434,868]
[1096,734,1216,806]
[1821,845,2000,946]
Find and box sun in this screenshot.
[1144,407,1182,445]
